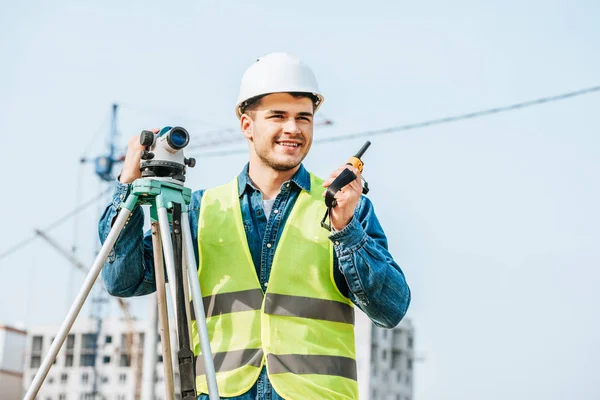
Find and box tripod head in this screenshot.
[139,126,196,183]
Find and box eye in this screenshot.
[297,116,311,122]
[268,114,284,119]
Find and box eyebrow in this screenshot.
[266,110,314,117]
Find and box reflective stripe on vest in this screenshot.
[194,174,358,399]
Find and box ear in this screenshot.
[240,114,253,141]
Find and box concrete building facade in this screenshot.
[23,317,179,400]
[355,312,415,400]
[0,324,28,400]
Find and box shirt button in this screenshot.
[273,209,279,214]
[286,183,290,187]
[334,241,340,246]
[263,282,268,287]
[119,194,125,200]
[266,243,272,248]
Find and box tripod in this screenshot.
[24,177,220,400]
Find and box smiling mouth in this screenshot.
[276,141,301,148]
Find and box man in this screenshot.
[99,52,411,400]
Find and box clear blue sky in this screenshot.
[1,1,599,399]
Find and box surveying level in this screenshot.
[321,141,372,231]
[24,127,220,400]
[140,126,197,183]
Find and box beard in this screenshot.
[256,148,304,171]
[254,138,309,171]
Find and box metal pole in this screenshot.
[141,293,158,400]
[24,208,132,400]
[181,213,220,399]
[150,222,175,400]
[157,206,179,318]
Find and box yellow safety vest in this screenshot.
[191,173,358,399]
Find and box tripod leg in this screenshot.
[171,203,197,400]
[151,222,176,400]
[181,212,220,400]
[24,208,133,400]
[157,205,180,321]
[181,246,193,348]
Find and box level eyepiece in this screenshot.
[166,127,190,150]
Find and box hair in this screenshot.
[240,92,320,119]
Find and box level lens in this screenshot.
[167,127,189,150]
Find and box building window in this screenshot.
[408,335,414,349]
[65,354,74,367]
[120,354,131,367]
[103,355,111,364]
[32,335,43,352]
[58,394,66,400]
[105,335,113,344]
[407,358,413,371]
[60,373,68,384]
[30,335,43,368]
[101,376,109,384]
[30,355,41,368]
[63,334,75,368]
[119,373,127,384]
[81,354,96,367]
[80,333,97,367]
[392,350,403,369]
[157,354,163,363]
[120,334,132,366]
[82,372,89,384]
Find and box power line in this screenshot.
[191,84,600,158]
[0,187,112,263]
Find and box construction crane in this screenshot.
[78,103,148,399]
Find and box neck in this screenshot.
[247,160,299,200]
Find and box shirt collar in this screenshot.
[237,163,311,197]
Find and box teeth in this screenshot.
[278,143,299,147]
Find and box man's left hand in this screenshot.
[322,165,362,231]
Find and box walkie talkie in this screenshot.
[321,141,371,231]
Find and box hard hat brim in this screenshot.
[235,91,324,119]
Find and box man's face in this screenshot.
[242,93,314,171]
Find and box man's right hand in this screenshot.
[119,129,158,184]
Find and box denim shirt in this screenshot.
[98,164,411,400]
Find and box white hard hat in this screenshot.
[235,52,324,118]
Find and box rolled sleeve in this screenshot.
[329,196,411,328]
[98,180,152,297]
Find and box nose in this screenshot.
[282,118,301,135]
